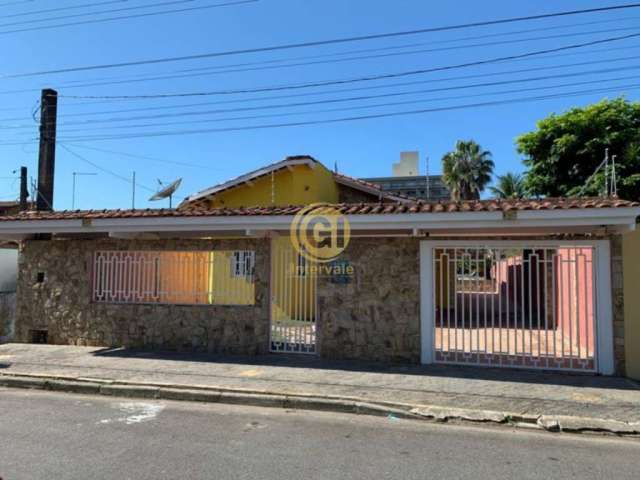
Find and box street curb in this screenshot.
[1,373,638,436]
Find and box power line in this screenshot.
[0,0,259,36]
[42,45,640,113]
[52,32,640,99]
[4,3,640,78]
[4,53,640,127]
[31,17,638,93]
[2,0,126,20]
[0,20,627,94]
[35,65,640,129]
[1,82,636,147]
[45,76,640,136]
[0,0,36,7]
[59,143,156,192]
[61,143,225,170]
[9,24,630,94]
[0,0,224,28]
[46,83,640,143]
[49,42,640,109]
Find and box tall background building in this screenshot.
[361,151,450,201]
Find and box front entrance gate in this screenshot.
[270,237,317,354]
[423,242,611,372]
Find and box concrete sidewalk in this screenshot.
[1,343,639,434]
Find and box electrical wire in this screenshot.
[37,16,640,92]
[0,0,36,7]
[7,24,630,94]
[2,54,634,128]
[1,81,635,147]
[54,32,640,99]
[61,143,224,170]
[25,65,638,129]
[0,0,259,36]
[38,83,640,143]
[51,75,640,134]
[59,143,156,192]
[0,0,228,28]
[49,41,640,109]
[3,3,640,78]
[2,0,126,20]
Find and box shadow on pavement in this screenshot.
[91,346,640,391]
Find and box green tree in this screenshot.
[489,172,526,199]
[442,140,494,200]
[517,97,640,200]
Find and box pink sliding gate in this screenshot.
[433,246,596,371]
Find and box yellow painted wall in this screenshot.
[207,163,339,208]
[270,236,317,323]
[623,229,640,380]
[155,251,254,305]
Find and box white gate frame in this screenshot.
[419,239,614,374]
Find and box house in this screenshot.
[0,170,638,376]
[179,155,412,209]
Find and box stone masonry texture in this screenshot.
[317,238,421,363]
[15,238,270,354]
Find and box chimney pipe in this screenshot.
[36,88,58,211]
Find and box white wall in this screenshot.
[0,248,18,293]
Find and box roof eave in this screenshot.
[1,207,638,239]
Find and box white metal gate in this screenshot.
[430,245,598,371]
[270,237,317,354]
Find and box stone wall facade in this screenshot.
[0,292,16,342]
[317,238,421,363]
[15,238,270,354]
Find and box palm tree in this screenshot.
[442,140,494,201]
[489,172,526,199]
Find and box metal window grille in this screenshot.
[433,246,596,371]
[232,251,255,278]
[92,250,255,305]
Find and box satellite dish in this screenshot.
[149,178,182,208]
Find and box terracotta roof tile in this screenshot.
[0,198,637,222]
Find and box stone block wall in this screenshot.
[0,292,16,342]
[15,237,270,354]
[317,237,421,363]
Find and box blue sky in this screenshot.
[0,0,639,209]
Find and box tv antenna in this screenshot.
[149,178,182,208]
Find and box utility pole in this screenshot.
[36,88,58,211]
[19,166,28,211]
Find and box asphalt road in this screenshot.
[0,388,638,480]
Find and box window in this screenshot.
[92,250,255,306]
[232,251,255,278]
